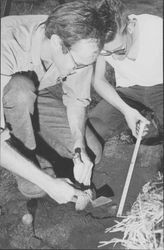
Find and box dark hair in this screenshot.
[97,0,129,43]
[44,1,105,49]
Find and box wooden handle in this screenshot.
[117,122,145,217]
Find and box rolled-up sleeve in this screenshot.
[1,75,12,129]
[62,65,93,107]
[1,37,13,128]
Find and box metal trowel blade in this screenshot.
[96,184,114,198]
[91,196,112,208]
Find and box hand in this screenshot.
[46,178,84,204]
[0,128,10,142]
[124,107,150,138]
[73,148,93,186]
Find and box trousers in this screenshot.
[88,84,163,140]
[3,74,102,161]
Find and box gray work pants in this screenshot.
[3,74,101,161]
[88,84,163,140]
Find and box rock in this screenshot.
[22,213,33,225]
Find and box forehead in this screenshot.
[71,39,99,53]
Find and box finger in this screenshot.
[74,163,84,184]
[132,124,138,138]
[142,127,149,136]
[136,125,140,134]
[140,116,150,125]
[83,165,92,186]
[73,189,84,199]
[71,196,77,203]
[74,170,82,184]
[143,128,149,133]
[80,159,93,185]
[136,120,148,135]
[81,172,90,186]
[77,174,84,184]
[132,130,137,138]
[71,189,84,203]
[73,155,81,165]
[73,156,83,179]
[83,173,91,186]
[135,121,147,138]
[142,131,148,137]
[79,170,88,184]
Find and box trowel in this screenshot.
[91,196,112,208]
[73,181,114,210]
[92,184,114,208]
[72,149,114,210]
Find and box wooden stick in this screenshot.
[117,122,145,217]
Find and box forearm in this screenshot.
[94,79,132,115]
[66,105,86,151]
[0,137,55,193]
[66,106,94,186]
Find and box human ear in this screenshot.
[50,34,62,50]
[50,34,68,55]
[127,21,136,34]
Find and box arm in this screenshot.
[62,67,94,185]
[66,105,93,186]
[66,104,86,151]
[1,75,12,129]
[0,129,83,204]
[93,56,149,137]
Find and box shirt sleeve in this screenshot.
[1,35,14,128]
[62,65,93,108]
[1,74,12,128]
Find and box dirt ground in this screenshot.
[0,0,163,249]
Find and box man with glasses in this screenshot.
[89,0,163,141]
[1,1,104,203]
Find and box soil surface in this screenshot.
[0,0,163,249]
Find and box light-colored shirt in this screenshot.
[1,15,93,128]
[105,14,163,88]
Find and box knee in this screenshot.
[16,91,36,109]
[3,75,36,111]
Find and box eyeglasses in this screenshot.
[67,47,94,70]
[100,48,126,57]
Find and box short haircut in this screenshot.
[97,0,129,43]
[44,1,105,49]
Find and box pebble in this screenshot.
[22,213,33,225]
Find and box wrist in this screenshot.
[73,140,85,151]
[122,104,134,117]
[38,171,57,193]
